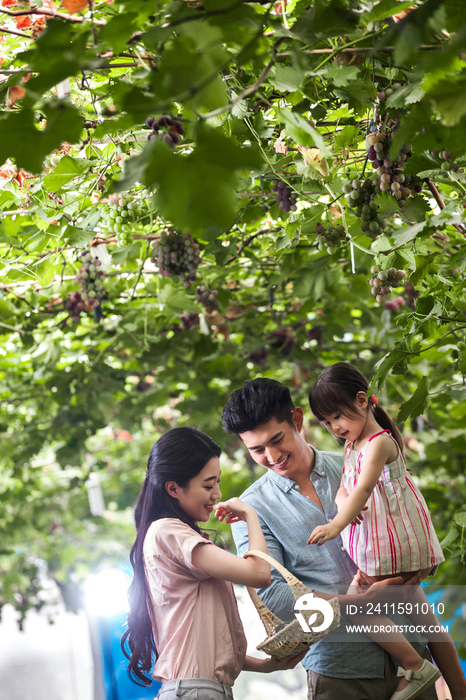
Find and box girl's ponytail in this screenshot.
[370,398,404,456]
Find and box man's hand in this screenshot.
[261,650,307,672]
[350,506,368,526]
[307,522,340,545]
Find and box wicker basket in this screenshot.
[244,549,341,660]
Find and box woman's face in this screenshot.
[169,457,222,522]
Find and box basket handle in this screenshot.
[244,549,308,600]
[246,585,282,635]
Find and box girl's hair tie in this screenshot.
[371,394,378,405]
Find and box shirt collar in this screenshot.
[266,445,327,492]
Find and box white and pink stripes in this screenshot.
[340,431,444,577]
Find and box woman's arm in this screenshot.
[191,498,271,588]
[308,436,393,546]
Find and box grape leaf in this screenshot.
[269,65,306,92]
[440,525,458,548]
[360,0,414,23]
[369,348,414,392]
[277,108,332,156]
[291,0,359,44]
[385,83,425,109]
[427,77,466,126]
[325,64,360,88]
[373,193,399,219]
[410,253,440,285]
[62,225,94,248]
[397,376,430,423]
[0,105,83,174]
[391,221,427,246]
[399,196,431,224]
[43,156,91,192]
[453,512,466,528]
[99,13,139,55]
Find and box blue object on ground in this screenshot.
[94,611,160,700]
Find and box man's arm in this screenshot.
[231,516,296,622]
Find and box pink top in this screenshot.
[341,430,444,577]
[143,518,247,685]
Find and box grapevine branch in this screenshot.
[0,26,31,38]
[0,268,161,292]
[277,45,443,57]
[226,227,282,265]
[427,181,466,236]
[0,5,105,25]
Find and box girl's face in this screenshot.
[168,457,222,522]
[323,393,368,443]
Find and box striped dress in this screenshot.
[340,430,444,577]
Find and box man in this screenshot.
[222,378,437,700]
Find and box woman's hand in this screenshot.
[307,522,340,545]
[214,498,253,524]
[261,650,307,672]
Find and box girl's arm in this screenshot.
[308,436,393,546]
[335,473,367,526]
[191,498,271,588]
[334,473,348,510]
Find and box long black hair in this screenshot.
[121,427,221,686]
[308,362,404,454]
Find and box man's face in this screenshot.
[239,408,311,480]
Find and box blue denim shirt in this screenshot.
[231,446,426,679]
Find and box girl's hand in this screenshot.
[350,506,368,526]
[307,522,340,545]
[214,498,252,524]
[261,651,307,672]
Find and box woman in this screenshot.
[122,426,304,700]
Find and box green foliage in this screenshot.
[0,0,466,648]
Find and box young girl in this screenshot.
[122,426,304,699]
[308,362,466,700]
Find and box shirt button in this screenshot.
[321,471,325,475]
[294,484,299,490]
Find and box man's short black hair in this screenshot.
[221,378,295,436]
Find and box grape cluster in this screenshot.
[146,116,185,147]
[342,177,386,238]
[180,312,199,330]
[65,291,84,322]
[430,150,459,172]
[385,296,405,311]
[196,283,219,309]
[272,180,298,212]
[314,221,348,254]
[151,230,200,287]
[368,265,406,304]
[401,281,419,310]
[76,252,105,307]
[247,347,269,366]
[366,122,422,206]
[100,194,141,246]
